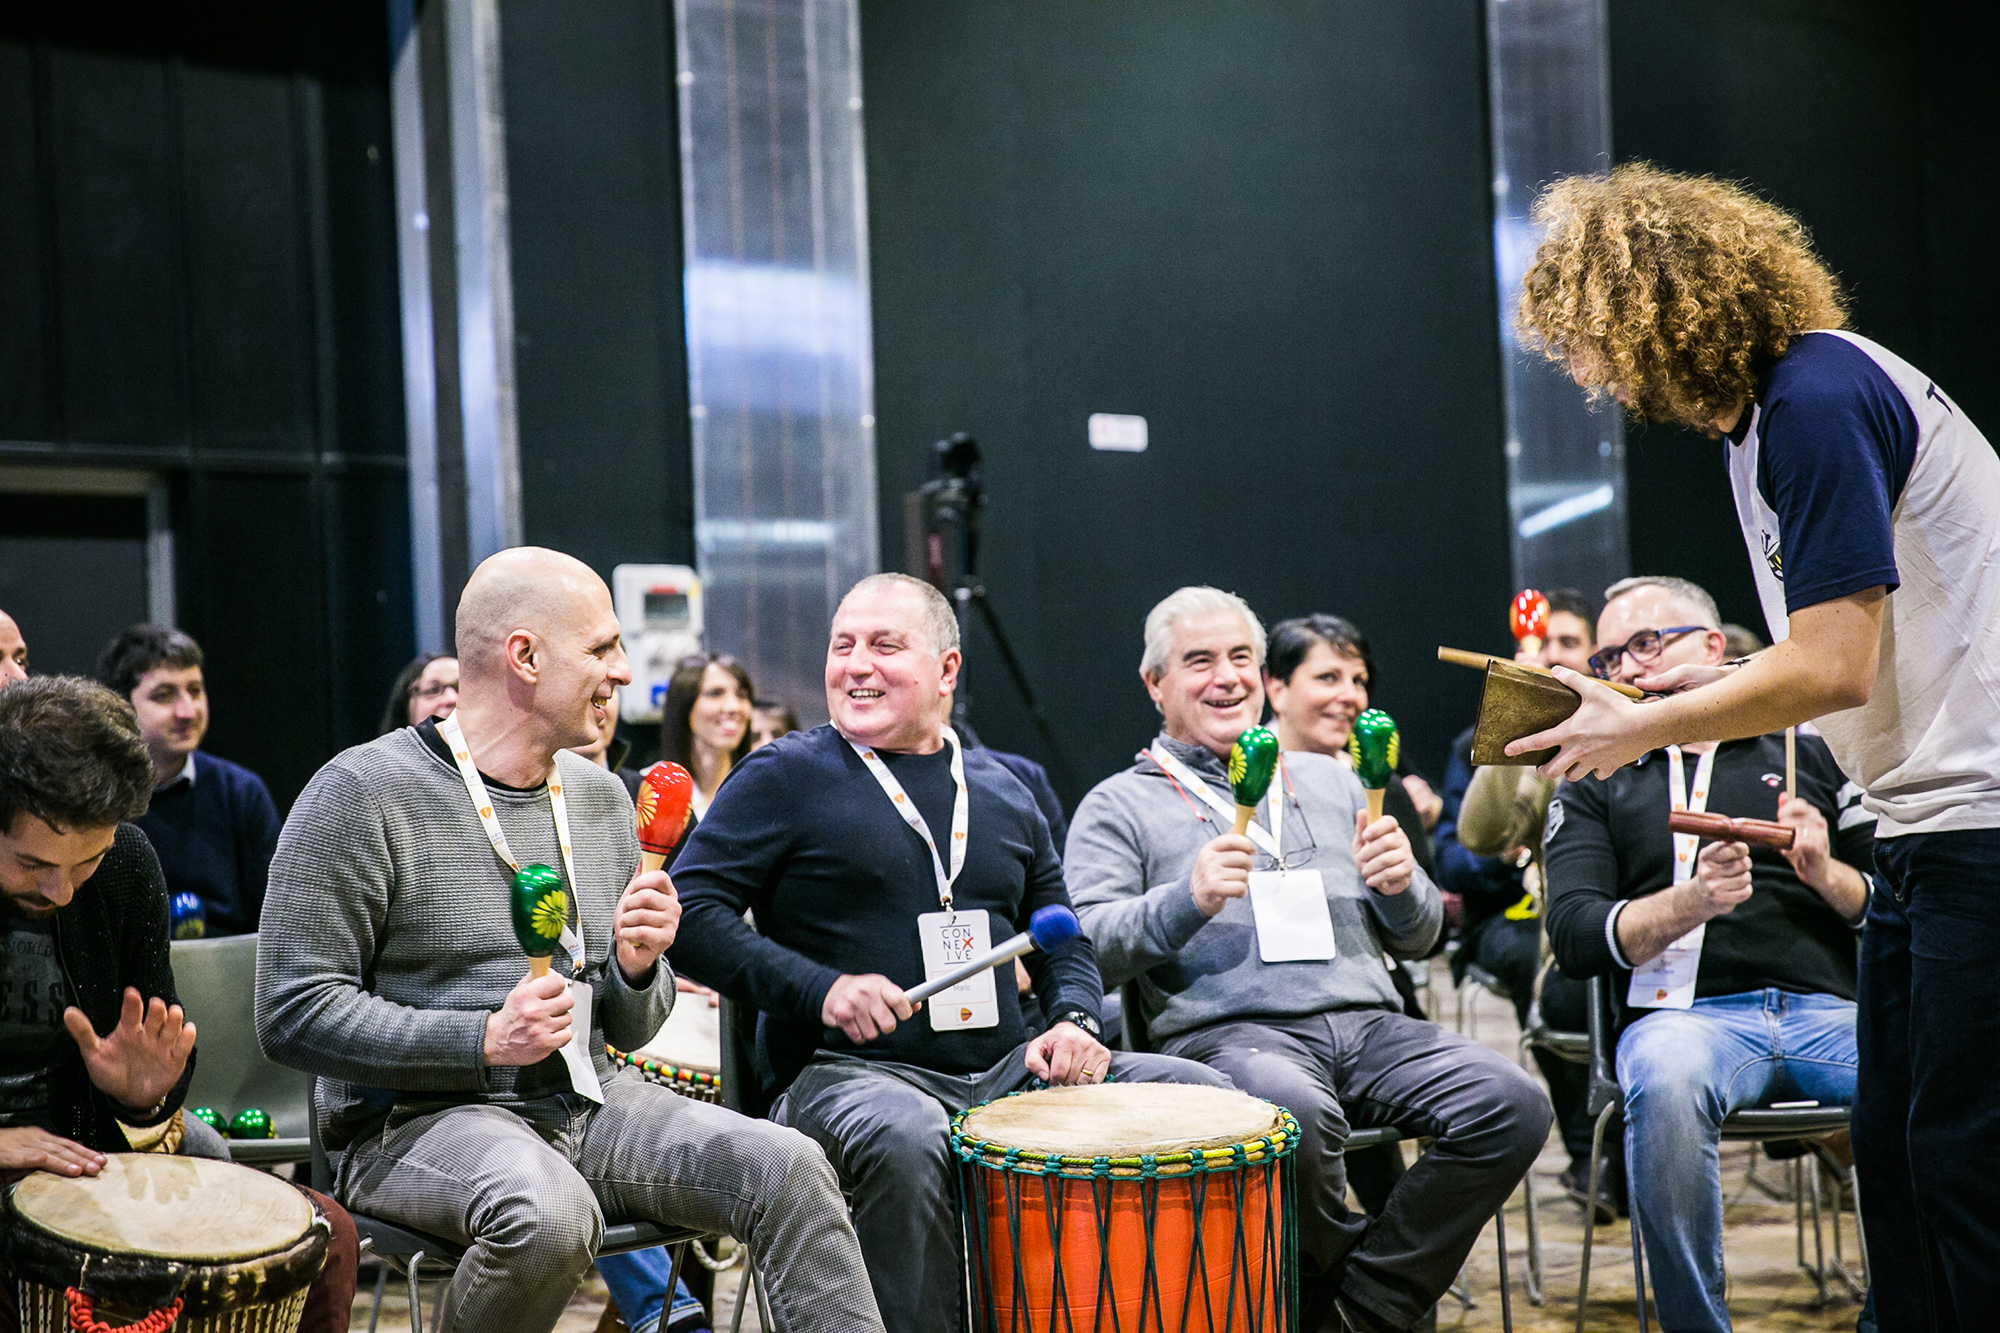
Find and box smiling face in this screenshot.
[1265,639,1369,756]
[548,585,632,752]
[0,814,117,920]
[1532,610,1596,676]
[1146,607,1264,760]
[130,665,208,772]
[688,664,751,755]
[1595,586,1725,687]
[826,581,960,753]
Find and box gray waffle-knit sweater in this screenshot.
[1067,734,1443,1044]
[255,727,672,1151]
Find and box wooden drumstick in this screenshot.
[637,761,697,874]
[511,864,568,977]
[1510,589,1551,657]
[1437,647,1647,700]
[1784,726,1796,802]
[1228,727,1279,835]
[1347,708,1399,821]
[1668,810,1796,850]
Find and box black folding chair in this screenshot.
[307,1080,702,1333]
[1575,975,1868,1333]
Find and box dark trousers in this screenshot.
[1856,830,2000,1333]
[1468,915,1598,1165]
[1165,1009,1551,1330]
[774,1043,1228,1333]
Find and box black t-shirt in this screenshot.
[0,915,69,1130]
[669,724,1101,1090]
[1543,731,1872,1019]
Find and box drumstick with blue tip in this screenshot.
[904,905,1082,1004]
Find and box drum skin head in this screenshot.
[11,1154,312,1261]
[960,1084,1281,1159]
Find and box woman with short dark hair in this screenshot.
[377,654,458,736]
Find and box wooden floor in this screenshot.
[349,959,1870,1332]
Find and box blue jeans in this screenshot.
[596,1249,707,1333]
[1858,830,2000,1333]
[1616,989,1857,1333]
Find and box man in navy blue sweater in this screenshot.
[670,573,1224,1333]
[97,627,279,937]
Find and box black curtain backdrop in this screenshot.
[1613,0,2000,634]
[861,0,1509,802]
[0,2,408,810]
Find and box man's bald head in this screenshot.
[455,547,611,679]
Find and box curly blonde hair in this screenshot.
[1516,163,1846,429]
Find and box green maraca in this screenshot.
[188,1106,223,1132]
[228,1107,274,1140]
[1346,708,1401,821]
[511,863,569,978]
[1227,726,1280,835]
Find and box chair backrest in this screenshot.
[716,995,775,1120]
[305,1078,333,1192]
[1118,980,1153,1054]
[171,935,312,1137]
[1584,973,1623,1117]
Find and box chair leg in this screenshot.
[753,1254,776,1332]
[1847,1163,1871,1295]
[1516,1034,1546,1308]
[1630,1201,1649,1333]
[406,1251,428,1333]
[1494,1202,1513,1333]
[730,1254,754,1333]
[1804,1155,1831,1305]
[366,1263,388,1333]
[1574,1102,1617,1333]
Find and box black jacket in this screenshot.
[39,824,196,1149]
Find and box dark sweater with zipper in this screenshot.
[0,824,194,1151]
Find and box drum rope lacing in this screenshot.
[64,1290,182,1333]
[605,1043,723,1098]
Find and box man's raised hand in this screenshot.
[615,868,681,984]
[1191,833,1256,917]
[62,988,195,1116]
[483,970,573,1066]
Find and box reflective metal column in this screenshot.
[674,0,879,723]
[1487,0,1628,601]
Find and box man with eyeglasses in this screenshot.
[1541,576,1874,1332]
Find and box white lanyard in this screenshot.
[1666,745,1719,885]
[846,727,969,914]
[436,713,587,970]
[1146,743,1286,864]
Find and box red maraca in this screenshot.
[637,762,696,872]
[1510,589,1551,656]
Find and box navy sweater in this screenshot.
[669,724,1102,1089]
[133,751,281,937]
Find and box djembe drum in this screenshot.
[5,1154,328,1333]
[954,1083,1298,1333]
[608,997,724,1104]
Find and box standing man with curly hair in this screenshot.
[1508,162,2000,1330]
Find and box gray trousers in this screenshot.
[774,1043,1230,1333]
[338,1072,882,1333]
[1165,1009,1552,1329]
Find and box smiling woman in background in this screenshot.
[1264,615,1438,874]
[656,653,755,820]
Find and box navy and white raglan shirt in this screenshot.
[1730,330,2000,836]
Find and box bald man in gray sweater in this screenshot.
[1067,587,1550,1333]
[255,548,880,1333]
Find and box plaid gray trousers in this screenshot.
[338,1072,883,1333]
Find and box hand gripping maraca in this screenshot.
[510,863,569,978]
[636,761,696,873]
[1510,589,1551,656]
[1228,726,1280,835]
[1347,708,1400,821]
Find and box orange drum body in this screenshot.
[954,1084,1298,1333]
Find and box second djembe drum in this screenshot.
[953,1083,1298,1333]
[4,1154,329,1333]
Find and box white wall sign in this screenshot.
[1088,413,1148,452]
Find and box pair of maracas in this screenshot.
[1225,709,1401,831]
[509,762,699,973]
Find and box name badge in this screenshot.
[560,980,606,1102]
[916,909,999,1031]
[1628,923,1704,1010]
[1248,870,1336,963]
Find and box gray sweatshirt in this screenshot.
[1067,734,1442,1044]
[255,727,672,1152]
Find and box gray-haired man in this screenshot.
[256,547,881,1333]
[1067,586,1551,1333]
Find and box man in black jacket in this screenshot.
[1543,577,1872,1333]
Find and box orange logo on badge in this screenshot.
[960,1007,973,1023]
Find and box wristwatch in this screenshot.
[1049,1010,1102,1040]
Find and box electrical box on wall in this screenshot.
[612,564,703,723]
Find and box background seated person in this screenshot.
[1067,586,1550,1333]
[378,653,459,735]
[97,625,280,937]
[670,573,1225,1333]
[0,676,357,1333]
[257,548,878,1333]
[1543,575,1873,1333]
